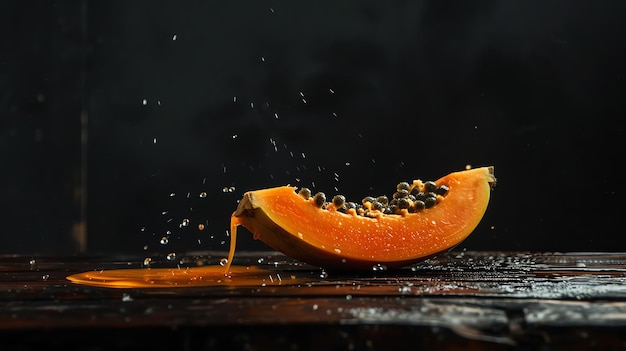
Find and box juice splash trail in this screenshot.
[225,212,241,273]
[67,212,285,288]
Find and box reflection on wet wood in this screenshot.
[1,251,626,349]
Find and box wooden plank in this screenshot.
[1,251,626,348]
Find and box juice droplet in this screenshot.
[219,258,229,266]
[166,253,176,261]
[372,263,387,272]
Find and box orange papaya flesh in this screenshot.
[230,166,495,270]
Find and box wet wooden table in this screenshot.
[2,251,626,350]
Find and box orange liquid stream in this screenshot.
[67,214,287,288]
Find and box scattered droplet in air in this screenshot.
[172,34,177,41]
[166,252,176,261]
[143,257,152,267]
[274,112,279,119]
[372,263,387,272]
[153,138,157,144]
[219,258,229,267]
[232,134,238,139]
[329,88,335,94]
[181,218,190,227]
[160,236,169,245]
[222,186,235,193]
[142,99,147,106]
[169,193,175,197]
[260,56,265,62]
[42,274,50,281]
[199,192,207,198]
[319,270,329,279]
[198,223,205,231]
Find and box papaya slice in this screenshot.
[229,166,495,270]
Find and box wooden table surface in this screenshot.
[2,251,626,350]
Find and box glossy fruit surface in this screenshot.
[230,166,495,270]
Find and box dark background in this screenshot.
[1,1,624,256]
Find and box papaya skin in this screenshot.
[230,166,495,270]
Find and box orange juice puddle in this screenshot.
[66,265,293,288]
[67,214,303,288]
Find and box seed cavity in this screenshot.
[298,178,449,217]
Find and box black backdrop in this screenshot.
[2,1,624,255]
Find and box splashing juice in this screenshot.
[67,215,294,288]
